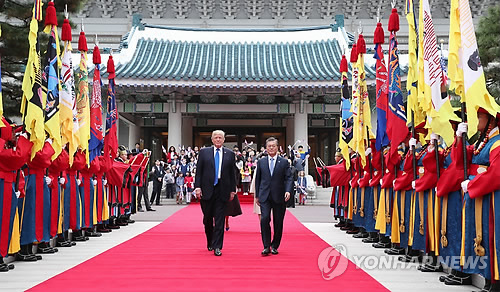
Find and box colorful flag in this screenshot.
[352,35,372,167]
[20,3,45,158]
[104,56,118,159]
[89,46,103,163]
[386,33,409,165]
[338,55,353,170]
[448,0,500,137]
[60,17,79,165]
[418,0,459,145]
[60,41,79,165]
[405,0,426,130]
[76,32,90,164]
[42,24,62,159]
[374,42,389,151]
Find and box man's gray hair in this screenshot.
[265,136,278,146]
[212,130,225,137]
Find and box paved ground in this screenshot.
[0,196,480,291]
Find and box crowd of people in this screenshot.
[149,143,312,209]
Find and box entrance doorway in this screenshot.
[193,127,286,152]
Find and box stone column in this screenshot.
[181,116,193,147]
[294,99,309,174]
[168,100,182,151]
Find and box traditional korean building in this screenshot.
[72,0,493,164]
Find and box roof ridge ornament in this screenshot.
[132,14,145,31]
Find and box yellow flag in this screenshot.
[353,51,372,167]
[21,4,45,158]
[42,25,62,160]
[76,51,90,164]
[339,71,353,170]
[406,0,426,129]
[448,0,500,137]
[419,0,459,146]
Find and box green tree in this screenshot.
[0,0,85,118]
[477,5,500,103]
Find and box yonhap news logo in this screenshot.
[317,244,349,280]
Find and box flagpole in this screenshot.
[367,126,373,179]
[460,103,468,180]
[411,111,417,181]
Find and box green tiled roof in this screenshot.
[115,37,376,82]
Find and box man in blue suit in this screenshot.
[255,137,293,256]
[194,130,236,256]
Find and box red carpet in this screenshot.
[29,205,388,292]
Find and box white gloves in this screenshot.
[45,137,53,145]
[411,181,416,190]
[380,179,383,186]
[365,147,372,156]
[393,179,396,188]
[76,179,81,186]
[457,122,468,137]
[59,177,66,185]
[15,191,21,198]
[461,180,469,193]
[357,179,361,185]
[143,149,148,155]
[409,138,417,148]
[92,179,98,186]
[369,179,372,185]
[103,179,108,186]
[19,132,28,139]
[44,176,52,185]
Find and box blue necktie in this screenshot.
[270,157,275,176]
[214,148,220,185]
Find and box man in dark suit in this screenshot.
[194,130,236,256]
[255,137,293,256]
[150,160,165,206]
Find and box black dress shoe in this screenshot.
[372,242,391,248]
[271,248,279,255]
[353,232,369,239]
[15,253,37,262]
[384,248,406,255]
[137,209,145,212]
[334,222,346,228]
[261,248,270,256]
[147,208,156,212]
[37,246,56,254]
[86,231,102,237]
[127,219,135,224]
[444,276,472,285]
[8,264,14,270]
[155,203,162,206]
[208,247,214,251]
[362,237,379,243]
[0,264,9,272]
[346,228,360,234]
[439,274,455,282]
[214,248,222,256]
[97,227,111,233]
[107,224,120,229]
[419,264,443,272]
[72,235,88,242]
